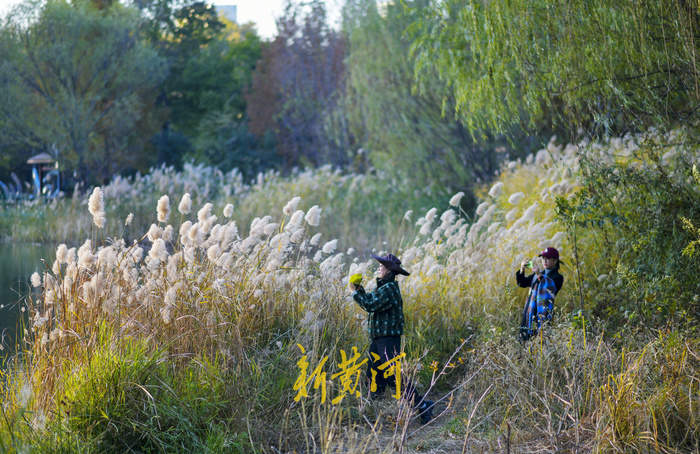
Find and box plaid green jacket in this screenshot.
[353,278,404,339]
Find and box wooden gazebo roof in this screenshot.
[27,153,55,165]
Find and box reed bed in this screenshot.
[1,129,698,453]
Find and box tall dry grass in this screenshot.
[1,129,698,452]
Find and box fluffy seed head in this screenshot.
[425,208,438,223]
[288,210,304,229]
[147,224,162,242]
[197,203,213,223]
[322,239,338,255]
[223,203,234,218]
[93,212,106,229]
[449,192,465,207]
[66,247,77,265]
[97,247,116,268]
[148,238,168,263]
[77,240,94,268]
[207,244,221,262]
[283,196,301,216]
[88,187,104,217]
[157,195,170,223]
[290,229,304,243]
[179,220,192,240]
[440,209,456,226]
[178,193,192,215]
[508,192,525,205]
[88,187,105,228]
[163,225,174,242]
[488,182,504,198]
[475,202,490,217]
[521,202,539,222]
[56,244,68,264]
[263,222,279,236]
[304,205,322,226]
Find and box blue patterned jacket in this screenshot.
[516,269,559,340]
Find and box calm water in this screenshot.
[0,242,54,357]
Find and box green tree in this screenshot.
[342,0,516,202]
[557,129,700,328]
[191,112,276,177]
[0,0,167,183]
[183,23,266,175]
[135,0,266,169]
[411,0,700,138]
[152,1,226,136]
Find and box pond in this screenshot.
[0,242,54,359]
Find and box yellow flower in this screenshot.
[349,273,363,286]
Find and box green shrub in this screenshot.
[53,333,246,453]
[557,129,700,330]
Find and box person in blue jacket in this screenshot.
[516,247,564,341]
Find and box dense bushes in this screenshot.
[558,128,700,329]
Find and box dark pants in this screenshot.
[367,336,423,405]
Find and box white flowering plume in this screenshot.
[87,187,105,229]
[27,188,349,356]
[31,272,42,288]
[157,195,170,223]
[283,196,301,216]
[449,192,465,207]
[304,205,322,227]
[178,193,192,215]
[26,129,699,377]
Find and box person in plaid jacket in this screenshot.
[351,253,433,424]
[516,247,564,341]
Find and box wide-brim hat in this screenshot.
[371,253,410,276]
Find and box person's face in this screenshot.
[543,257,557,270]
[378,263,391,278]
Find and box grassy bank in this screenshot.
[1,130,698,453]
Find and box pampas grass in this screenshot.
[0,129,697,453]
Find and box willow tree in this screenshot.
[342,0,513,204]
[411,0,699,138]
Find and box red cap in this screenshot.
[538,247,559,259]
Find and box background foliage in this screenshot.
[558,129,700,328]
[246,0,347,169]
[0,0,264,185]
[411,0,699,139]
[0,0,166,183]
